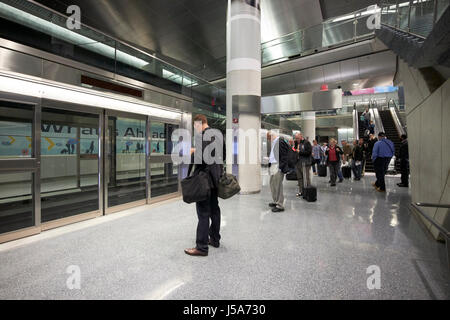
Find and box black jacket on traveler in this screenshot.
[192,127,223,189]
[399,139,409,160]
[352,145,365,162]
[295,139,313,166]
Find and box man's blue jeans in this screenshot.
[352,161,362,179]
[337,163,343,181]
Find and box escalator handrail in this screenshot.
[369,99,384,136]
[388,99,406,136]
[353,103,359,141]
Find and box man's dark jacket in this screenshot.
[295,139,313,165]
[353,145,365,162]
[192,127,223,189]
[368,138,378,155]
[273,138,290,174]
[399,139,409,160]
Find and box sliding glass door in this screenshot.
[0,96,40,242]
[105,111,147,212]
[39,102,102,227]
[149,121,180,200]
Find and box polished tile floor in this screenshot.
[0,174,449,300]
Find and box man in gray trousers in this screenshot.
[267,131,290,213]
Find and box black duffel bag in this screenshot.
[181,168,211,204]
[218,171,240,200]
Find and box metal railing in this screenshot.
[370,100,385,136]
[380,0,449,38]
[411,202,450,269]
[388,99,407,136]
[261,6,378,66]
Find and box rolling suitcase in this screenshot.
[342,165,352,179]
[302,163,317,202]
[318,164,327,177]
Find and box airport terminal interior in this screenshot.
[0,0,449,300]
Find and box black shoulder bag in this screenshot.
[217,168,241,200]
[181,164,211,204]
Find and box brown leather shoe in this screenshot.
[184,248,208,256]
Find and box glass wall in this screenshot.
[40,107,99,223]
[0,172,34,235]
[0,101,35,235]
[106,115,146,208]
[0,101,33,159]
[0,94,184,242]
[150,122,180,198]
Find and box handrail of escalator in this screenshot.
[388,99,406,136]
[369,99,384,136]
[353,103,359,141]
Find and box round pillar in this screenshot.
[226,0,261,194]
[301,112,316,143]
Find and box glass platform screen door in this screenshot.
[39,100,103,230]
[0,94,41,243]
[149,120,181,202]
[105,110,147,214]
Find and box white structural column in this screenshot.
[226,0,261,194]
[301,112,316,142]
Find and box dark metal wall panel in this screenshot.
[0,47,42,78]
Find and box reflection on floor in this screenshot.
[0,175,449,299]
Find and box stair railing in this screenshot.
[411,202,450,270]
[380,0,449,39]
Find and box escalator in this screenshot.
[379,110,402,172]
[358,112,374,173]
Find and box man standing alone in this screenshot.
[372,132,395,193]
[185,115,223,257]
